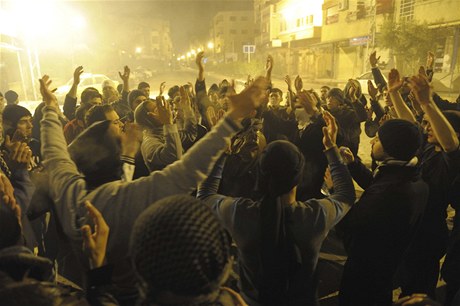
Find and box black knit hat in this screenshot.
[4,91,18,105]
[378,119,421,161]
[130,195,231,299]
[2,105,32,137]
[128,90,146,110]
[327,88,345,105]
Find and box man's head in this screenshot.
[257,140,304,197]
[2,105,33,139]
[4,91,18,105]
[326,88,345,112]
[320,86,330,101]
[134,100,161,129]
[269,88,283,107]
[130,195,232,301]
[371,119,421,161]
[167,86,180,100]
[81,88,102,105]
[85,104,124,136]
[138,82,150,98]
[128,90,148,111]
[68,120,122,189]
[102,86,119,104]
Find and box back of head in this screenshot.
[85,104,114,127]
[378,119,422,161]
[257,140,305,197]
[80,87,100,104]
[4,90,18,105]
[138,82,150,90]
[130,195,231,301]
[128,89,146,110]
[68,120,122,189]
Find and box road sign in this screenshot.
[243,45,256,54]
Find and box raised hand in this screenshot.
[39,75,59,109]
[177,86,192,112]
[4,135,32,170]
[418,65,428,79]
[339,146,354,165]
[322,110,338,149]
[369,51,380,68]
[365,105,373,121]
[297,90,318,115]
[387,69,404,93]
[73,66,84,85]
[159,81,166,96]
[285,75,292,91]
[152,96,173,125]
[81,201,110,269]
[294,75,303,93]
[227,76,269,121]
[196,51,205,70]
[118,65,130,83]
[121,121,141,158]
[426,51,435,69]
[348,81,358,102]
[367,80,379,100]
[265,55,274,73]
[408,74,432,106]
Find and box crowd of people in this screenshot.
[0,49,459,306]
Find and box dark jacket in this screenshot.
[331,103,367,156]
[338,159,429,306]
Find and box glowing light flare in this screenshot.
[70,15,87,31]
[191,49,196,55]
[135,47,142,54]
[180,55,186,60]
[207,42,214,49]
[186,52,191,58]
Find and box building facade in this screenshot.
[210,10,256,63]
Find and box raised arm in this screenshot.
[265,55,273,83]
[63,66,84,120]
[387,69,417,123]
[369,51,387,91]
[410,74,460,152]
[118,65,130,94]
[196,51,205,82]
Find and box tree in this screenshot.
[379,19,449,74]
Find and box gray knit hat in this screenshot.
[130,195,231,298]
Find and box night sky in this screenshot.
[73,0,253,52]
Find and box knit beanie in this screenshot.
[327,88,345,105]
[128,90,146,110]
[138,82,150,90]
[134,100,160,129]
[2,105,32,137]
[4,91,18,105]
[378,119,421,161]
[130,195,231,298]
[68,120,122,189]
[167,85,180,99]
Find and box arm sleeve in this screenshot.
[85,265,119,306]
[347,158,373,189]
[63,95,78,121]
[141,125,182,172]
[351,101,368,122]
[179,112,198,147]
[371,67,387,90]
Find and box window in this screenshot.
[400,0,415,21]
[230,16,237,21]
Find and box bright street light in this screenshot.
[186,52,192,58]
[191,49,196,55]
[197,48,202,52]
[207,42,214,49]
[181,55,186,60]
[70,15,86,31]
[135,47,142,54]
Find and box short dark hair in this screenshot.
[270,88,283,96]
[85,104,115,127]
[321,85,331,91]
[138,82,150,90]
[81,88,101,104]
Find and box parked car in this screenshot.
[355,70,389,96]
[54,73,118,102]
